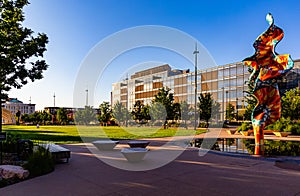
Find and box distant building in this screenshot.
[2,98,35,124]
[3,98,35,116]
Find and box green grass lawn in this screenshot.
[2,125,206,144]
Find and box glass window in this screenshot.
[237,77,244,86]
[218,91,223,99]
[230,79,236,86]
[218,69,224,78]
[223,68,229,77]
[218,81,224,88]
[223,79,229,87]
[229,67,236,76]
[237,65,244,75]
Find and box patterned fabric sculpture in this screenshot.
[243,13,294,155]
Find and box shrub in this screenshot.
[237,122,252,132]
[198,122,207,128]
[2,133,20,153]
[265,117,300,135]
[284,123,300,135]
[24,146,55,177]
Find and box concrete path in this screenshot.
[1,142,300,196]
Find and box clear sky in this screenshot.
[8,0,300,110]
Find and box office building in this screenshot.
[111,59,300,119]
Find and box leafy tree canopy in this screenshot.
[0,0,49,97]
[0,0,49,131]
[98,101,112,124]
[153,87,174,120]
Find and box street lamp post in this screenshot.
[236,97,239,121]
[226,90,228,121]
[222,87,225,122]
[193,44,199,130]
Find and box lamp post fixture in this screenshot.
[193,44,199,130]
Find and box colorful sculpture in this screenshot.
[243,13,294,155]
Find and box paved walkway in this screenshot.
[1,139,300,196]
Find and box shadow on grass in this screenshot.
[4,129,62,134]
[3,129,130,144]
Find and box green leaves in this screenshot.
[281,88,300,120]
[153,87,175,120]
[0,0,49,96]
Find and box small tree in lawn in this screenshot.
[56,108,68,125]
[153,87,175,127]
[75,106,97,125]
[98,102,112,126]
[40,110,51,125]
[211,101,221,122]
[180,101,190,129]
[112,101,127,126]
[131,100,144,123]
[15,110,21,125]
[0,0,49,132]
[198,93,213,127]
[149,102,166,127]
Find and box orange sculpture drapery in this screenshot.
[243,13,294,155]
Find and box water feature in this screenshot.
[192,138,300,156]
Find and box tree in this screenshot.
[56,108,68,125]
[98,102,112,125]
[281,88,300,120]
[226,103,235,121]
[198,93,213,127]
[149,102,166,126]
[141,104,151,122]
[243,92,257,121]
[211,101,221,122]
[0,0,49,132]
[75,106,97,125]
[15,110,21,125]
[21,113,30,123]
[173,102,181,121]
[131,100,144,123]
[112,101,127,126]
[153,87,175,121]
[40,110,51,125]
[31,111,42,124]
[180,101,190,128]
[131,101,151,125]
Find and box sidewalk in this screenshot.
[1,141,300,196]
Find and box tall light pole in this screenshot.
[226,90,229,121]
[222,87,225,122]
[53,93,56,107]
[193,43,199,130]
[85,88,88,106]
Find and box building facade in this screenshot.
[111,60,300,120]
[3,98,35,116]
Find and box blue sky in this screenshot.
[8,0,300,110]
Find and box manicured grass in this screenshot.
[2,125,205,144]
